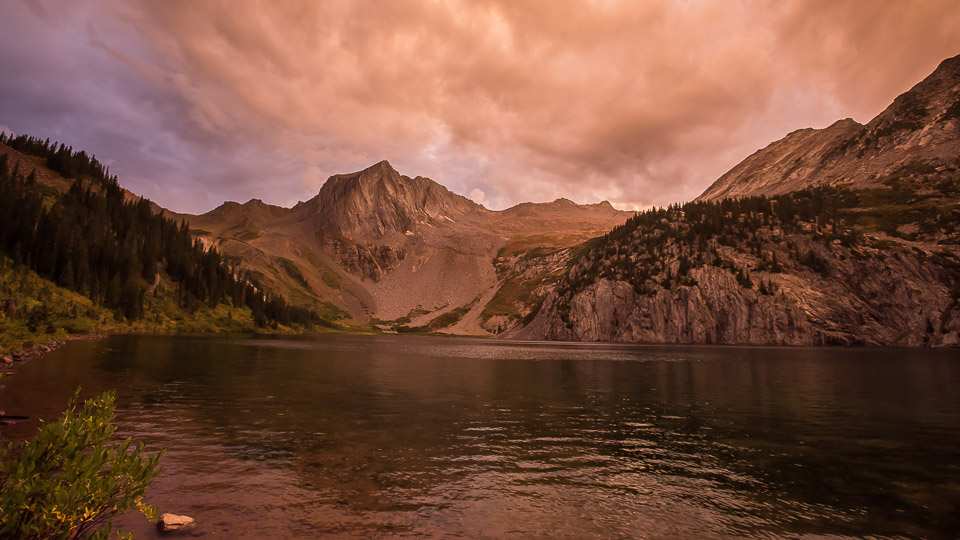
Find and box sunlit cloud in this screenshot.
[1,0,958,213]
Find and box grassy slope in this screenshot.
[0,255,277,355]
[0,256,113,354]
[0,252,368,355]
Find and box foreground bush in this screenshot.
[0,390,162,539]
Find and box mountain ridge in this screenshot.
[700,52,960,200]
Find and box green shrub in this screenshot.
[321,267,342,290]
[0,390,163,539]
[277,258,310,290]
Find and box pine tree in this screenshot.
[58,260,75,290]
[105,274,122,309]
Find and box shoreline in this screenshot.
[1,333,107,371]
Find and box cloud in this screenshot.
[1,0,959,213]
[469,188,487,207]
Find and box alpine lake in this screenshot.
[1,335,958,538]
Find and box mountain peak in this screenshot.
[303,162,480,240]
[934,52,960,74]
[365,159,396,173]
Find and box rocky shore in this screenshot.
[1,333,106,370]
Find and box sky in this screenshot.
[1,1,959,214]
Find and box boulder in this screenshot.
[157,513,195,533]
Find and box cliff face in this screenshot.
[700,54,960,200]
[521,247,958,347]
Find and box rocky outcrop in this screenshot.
[327,238,405,282]
[700,53,960,200]
[199,198,290,228]
[699,119,863,200]
[520,248,959,346]
[300,160,482,240]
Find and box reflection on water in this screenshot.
[1,335,959,538]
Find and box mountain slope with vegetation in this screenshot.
[4,55,958,347]
[0,133,337,354]
[509,55,960,347]
[0,132,629,345]
[512,172,960,346]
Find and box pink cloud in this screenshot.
[2,0,959,213]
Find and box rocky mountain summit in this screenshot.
[187,160,630,330]
[700,53,960,200]
[296,160,482,240]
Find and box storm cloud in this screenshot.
[1,0,959,213]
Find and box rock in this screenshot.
[157,513,195,533]
[1,356,12,364]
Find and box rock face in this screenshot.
[289,160,484,281]
[521,253,958,346]
[303,160,482,240]
[700,54,960,200]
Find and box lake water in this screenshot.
[1,335,958,538]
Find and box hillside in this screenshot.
[0,134,338,354]
[512,172,960,346]
[700,53,960,200]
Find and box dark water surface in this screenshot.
[1,335,959,538]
